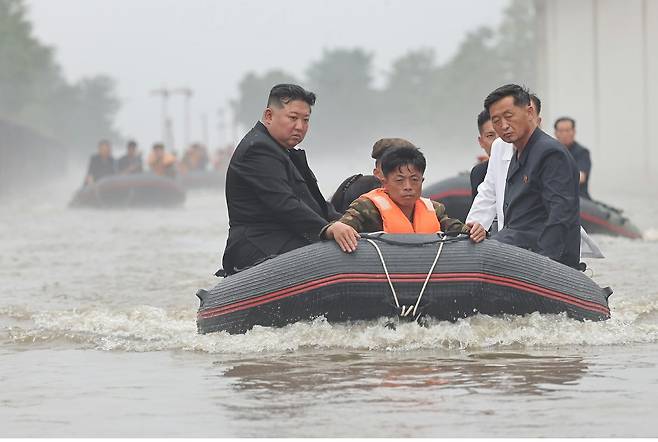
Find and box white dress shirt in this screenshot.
[467,138,512,230]
[466,138,603,259]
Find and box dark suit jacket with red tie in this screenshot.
[494,127,581,268]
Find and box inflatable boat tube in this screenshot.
[196,234,611,335]
[70,173,186,208]
[423,173,642,239]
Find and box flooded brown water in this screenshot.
[1,174,657,437]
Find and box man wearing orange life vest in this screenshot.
[322,147,486,252]
[148,143,177,177]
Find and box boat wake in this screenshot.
[3,294,658,354]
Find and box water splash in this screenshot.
[644,228,658,241]
[4,299,658,354]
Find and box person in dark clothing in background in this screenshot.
[221,84,341,275]
[117,140,143,174]
[485,84,581,268]
[84,139,115,185]
[554,117,592,199]
[331,138,416,213]
[470,109,497,199]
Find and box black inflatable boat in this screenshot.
[423,173,643,239]
[70,173,186,208]
[197,234,611,335]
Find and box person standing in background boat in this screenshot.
[180,143,209,173]
[469,109,497,199]
[483,84,581,268]
[330,138,417,213]
[117,140,143,174]
[554,117,592,199]
[84,139,115,185]
[323,147,486,253]
[221,84,340,275]
[147,143,177,178]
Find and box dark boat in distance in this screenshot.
[423,172,643,239]
[197,233,612,335]
[70,173,186,208]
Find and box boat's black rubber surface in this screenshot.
[197,234,611,334]
[423,173,642,239]
[70,173,186,208]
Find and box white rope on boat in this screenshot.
[365,238,400,309]
[365,237,445,318]
[412,241,444,317]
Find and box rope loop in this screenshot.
[365,235,445,319]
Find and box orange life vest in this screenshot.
[362,188,442,234]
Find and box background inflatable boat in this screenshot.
[70,173,186,208]
[423,173,643,239]
[197,234,611,334]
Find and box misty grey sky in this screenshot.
[27,0,506,151]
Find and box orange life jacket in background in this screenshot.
[362,188,442,234]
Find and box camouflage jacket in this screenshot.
[322,195,469,236]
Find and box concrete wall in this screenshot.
[536,0,658,195]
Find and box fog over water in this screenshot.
[1,171,658,436]
[2,0,658,437]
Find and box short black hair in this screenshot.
[484,84,531,112]
[477,109,491,133]
[127,140,137,148]
[153,143,164,150]
[267,84,316,108]
[554,116,576,130]
[530,93,541,115]
[380,146,426,177]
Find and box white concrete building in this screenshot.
[536,0,658,194]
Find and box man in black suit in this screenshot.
[484,84,581,268]
[221,84,341,275]
[554,117,592,199]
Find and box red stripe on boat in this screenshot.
[198,272,610,319]
[428,189,472,200]
[580,211,642,239]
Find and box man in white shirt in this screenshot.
[466,95,603,259]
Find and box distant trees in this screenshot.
[231,70,299,127]
[231,0,538,158]
[0,0,121,155]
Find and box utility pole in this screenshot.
[151,87,175,150]
[172,87,193,150]
[217,107,226,147]
[201,112,209,148]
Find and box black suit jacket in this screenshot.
[495,128,581,268]
[469,160,488,200]
[222,121,340,273]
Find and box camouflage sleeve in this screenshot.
[320,197,384,239]
[432,201,470,235]
[338,197,383,233]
